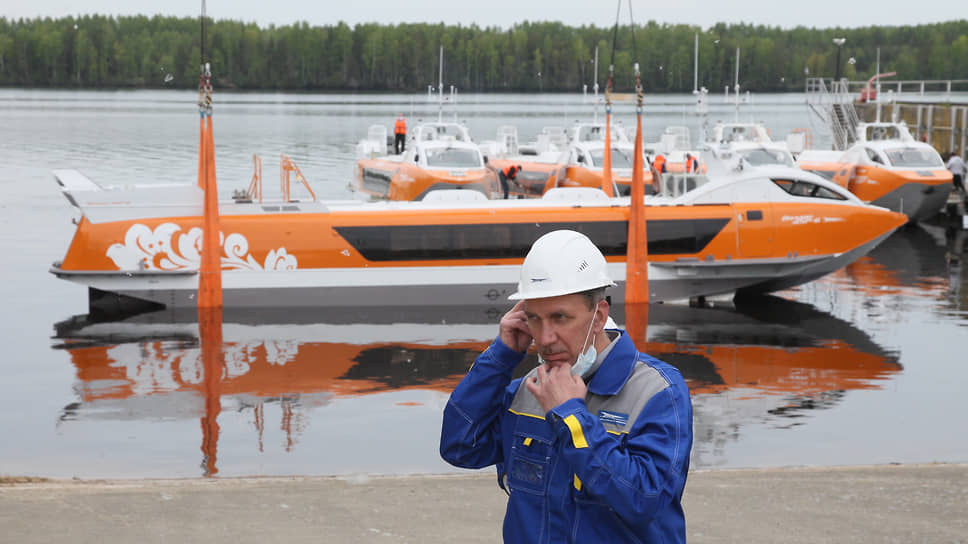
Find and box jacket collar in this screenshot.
[587,331,637,396]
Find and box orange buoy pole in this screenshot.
[197,61,222,309]
[601,65,615,197]
[626,62,649,305]
[625,62,649,342]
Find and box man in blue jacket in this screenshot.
[440,230,693,543]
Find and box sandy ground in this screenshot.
[2,464,966,543]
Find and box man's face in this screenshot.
[524,293,600,369]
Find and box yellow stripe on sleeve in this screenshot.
[562,414,588,449]
[573,474,582,490]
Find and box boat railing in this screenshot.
[658,173,711,198]
[541,187,610,202]
[805,77,860,150]
[280,154,316,203]
[247,154,263,203]
[497,125,519,154]
[422,189,489,203]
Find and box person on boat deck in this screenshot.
[394,114,407,154]
[653,153,667,174]
[946,151,966,192]
[440,230,693,544]
[685,153,699,173]
[499,164,522,199]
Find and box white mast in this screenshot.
[693,33,698,93]
[438,46,444,123]
[593,46,600,123]
[875,47,882,123]
[734,47,741,122]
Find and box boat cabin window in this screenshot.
[884,147,943,168]
[589,147,634,169]
[424,148,483,168]
[772,178,847,200]
[866,125,901,141]
[723,126,748,142]
[416,124,468,143]
[738,148,794,167]
[864,148,885,164]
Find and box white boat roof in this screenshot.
[709,122,772,145]
[855,122,915,143]
[569,122,631,144]
[413,122,472,143]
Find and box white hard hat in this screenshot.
[508,230,616,300]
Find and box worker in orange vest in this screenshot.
[685,153,699,173]
[652,154,667,174]
[394,114,407,154]
[499,164,522,199]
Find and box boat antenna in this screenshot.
[875,47,882,123]
[593,46,599,123]
[437,45,444,123]
[733,47,741,122]
[693,33,698,94]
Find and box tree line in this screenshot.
[1,15,967,92]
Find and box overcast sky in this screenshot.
[6,0,964,30]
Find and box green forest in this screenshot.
[1,15,967,92]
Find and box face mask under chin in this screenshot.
[537,311,597,378]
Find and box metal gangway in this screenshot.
[805,78,861,151]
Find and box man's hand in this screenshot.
[499,300,533,353]
[525,363,587,413]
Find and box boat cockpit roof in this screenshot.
[414,123,472,144]
[570,123,631,144]
[422,145,486,169]
[858,122,914,142]
[711,122,772,145]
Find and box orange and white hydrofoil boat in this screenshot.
[797,122,953,222]
[489,122,656,197]
[355,122,499,201]
[50,165,906,312]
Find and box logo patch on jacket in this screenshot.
[598,410,629,427]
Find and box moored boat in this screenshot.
[797,121,953,221]
[355,121,500,200]
[50,165,907,312]
[490,121,656,197]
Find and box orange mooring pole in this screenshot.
[601,65,615,197]
[624,62,649,342]
[197,61,222,309]
[626,62,649,305]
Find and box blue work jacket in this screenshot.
[440,331,693,543]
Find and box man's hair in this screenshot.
[579,286,608,310]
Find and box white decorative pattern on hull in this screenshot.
[107,223,297,271]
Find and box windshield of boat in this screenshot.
[589,148,634,169]
[739,148,794,167]
[865,125,903,141]
[772,178,848,200]
[577,125,629,144]
[424,147,483,168]
[884,147,943,168]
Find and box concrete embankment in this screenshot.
[2,464,966,543]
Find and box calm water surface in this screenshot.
[0,89,965,478]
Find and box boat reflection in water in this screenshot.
[52,297,900,476]
[805,221,967,315]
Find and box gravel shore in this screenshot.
[2,464,966,543]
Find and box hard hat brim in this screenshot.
[507,279,617,300]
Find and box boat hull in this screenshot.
[355,158,499,200]
[50,183,908,311]
[799,161,953,222]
